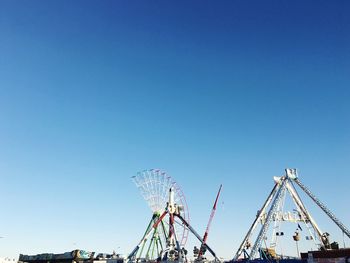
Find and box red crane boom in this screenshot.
[199,184,222,257]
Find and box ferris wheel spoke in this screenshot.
[132,168,190,259]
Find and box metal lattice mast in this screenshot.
[294,178,350,239]
[249,176,288,259]
[233,181,280,260]
[270,187,287,249]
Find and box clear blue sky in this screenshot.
[0,0,349,260]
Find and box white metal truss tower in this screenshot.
[233,168,350,260]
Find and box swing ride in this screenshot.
[232,168,350,262]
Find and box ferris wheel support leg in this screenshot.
[177,214,219,261]
[128,216,155,260]
[151,234,157,259]
[129,213,164,260]
[153,211,168,228]
[169,213,175,240]
[161,220,168,241]
[146,229,157,259]
[139,238,149,260]
[172,225,183,258]
[156,237,163,256]
[128,246,139,261]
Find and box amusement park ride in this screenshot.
[128,169,220,263]
[126,168,350,263]
[17,168,350,263]
[233,168,350,261]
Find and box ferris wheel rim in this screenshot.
[132,168,190,247]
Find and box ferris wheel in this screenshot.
[130,169,190,260]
